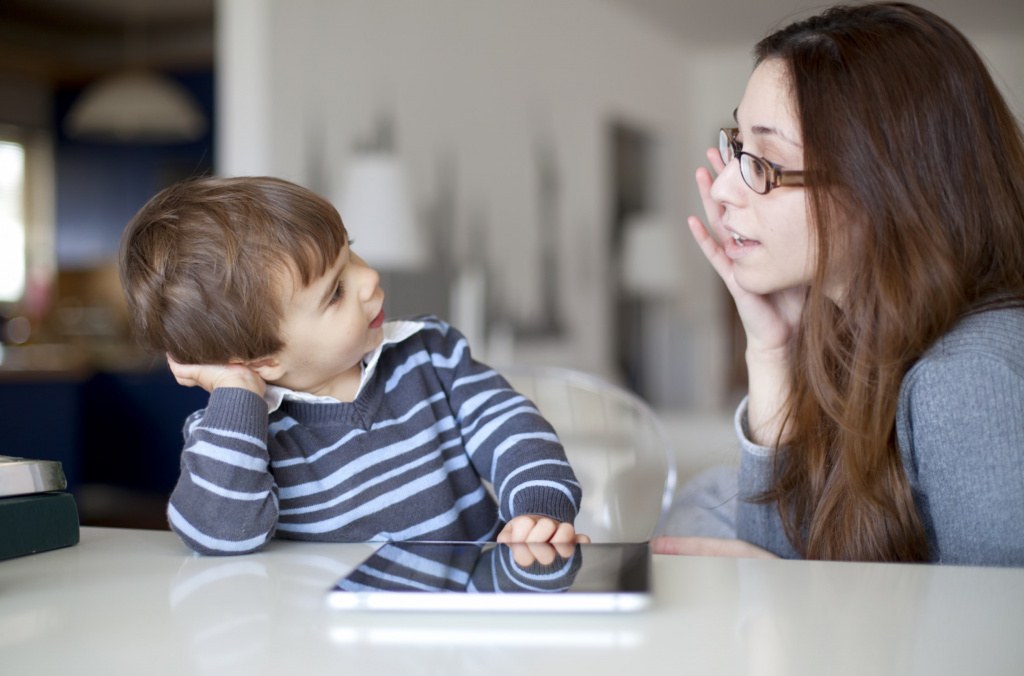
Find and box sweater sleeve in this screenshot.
[896,351,1024,566]
[423,319,581,524]
[168,387,280,555]
[733,397,801,559]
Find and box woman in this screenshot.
[654,2,1024,565]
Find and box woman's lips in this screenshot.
[723,228,761,260]
[370,309,385,329]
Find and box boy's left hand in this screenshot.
[496,515,591,545]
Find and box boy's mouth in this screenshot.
[370,309,385,329]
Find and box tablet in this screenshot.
[327,541,651,613]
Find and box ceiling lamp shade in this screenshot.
[335,153,430,271]
[64,71,207,144]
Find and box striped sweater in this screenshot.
[167,317,581,555]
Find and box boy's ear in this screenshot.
[239,356,284,381]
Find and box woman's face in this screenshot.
[711,58,816,297]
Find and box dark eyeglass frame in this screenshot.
[719,128,805,195]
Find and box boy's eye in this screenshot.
[328,280,344,305]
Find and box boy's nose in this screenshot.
[359,261,381,301]
[348,251,380,299]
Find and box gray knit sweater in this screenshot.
[167,317,581,555]
[735,306,1024,566]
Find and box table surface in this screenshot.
[2,527,1023,676]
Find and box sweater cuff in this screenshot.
[509,486,579,525]
[200,387,270,437]
[735,395,776,458]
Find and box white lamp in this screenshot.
[620,214,684,297]
[335,152,429,271]
[64,71,207,144]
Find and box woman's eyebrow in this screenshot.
[734,108,802,148]
[753,125,802,149]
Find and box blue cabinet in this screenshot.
[0,368,207,496]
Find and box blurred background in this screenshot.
[2,0,1022,528]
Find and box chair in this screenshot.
[497,364,677,542]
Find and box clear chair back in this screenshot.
[499,365,676,542]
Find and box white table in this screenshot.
[2,527,1023,675]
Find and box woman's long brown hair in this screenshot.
[753,3,1024,561]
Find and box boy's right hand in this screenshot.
[496,515,591,546]
[167,355,267,397]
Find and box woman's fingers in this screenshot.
[695,165,725,234]
[687,215,734,284]
[688,154,805,353]
[707,146,726,175]
[650,536,778,559]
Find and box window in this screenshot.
[0,140,26,303]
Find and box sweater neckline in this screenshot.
[262,319,425,413]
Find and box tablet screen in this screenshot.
[327,542,651,613]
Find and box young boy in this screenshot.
[119,176,583,555]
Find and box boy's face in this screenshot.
[261,241,386,401]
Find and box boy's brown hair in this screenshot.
[119,176,348,364]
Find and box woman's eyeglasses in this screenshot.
[719,128,805,195]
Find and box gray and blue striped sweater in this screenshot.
[167,317,581,555]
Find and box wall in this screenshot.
[214,0,1024,413]
[975,32,1024,115]
[215,0,730,409]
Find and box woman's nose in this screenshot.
[709,158,745,206]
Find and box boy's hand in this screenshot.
[496,515,592,545]
[167,355,267,397]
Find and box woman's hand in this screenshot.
[689,148,805,355]
[650,536,778,560]
[167,355,268,397]
[689,148,805,444]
